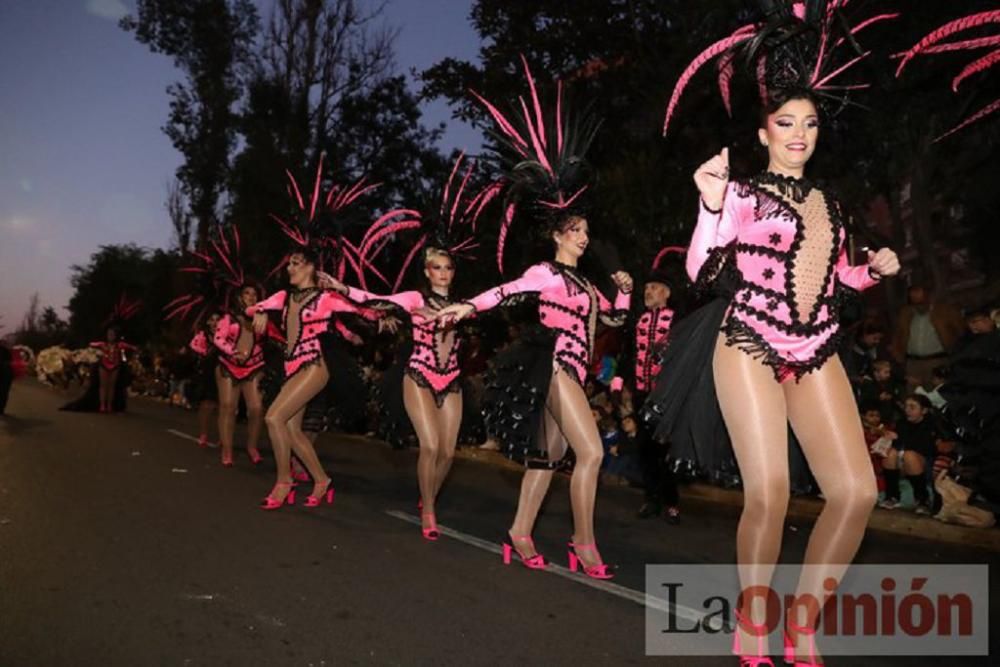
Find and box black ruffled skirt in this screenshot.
[185,356,218,406]
[640,292,812,492]
[60,362,131,412]
[482,328,559,467]
[301,333,368,434]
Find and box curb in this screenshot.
[450,443,1000,553]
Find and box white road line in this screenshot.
[384,510,706,624]
[166,429,218,448]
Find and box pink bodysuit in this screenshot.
[346,288,463,406]
[467,261,630,384]
[248,288,377,378]
[687,173,879,382]
[89,341,137,371]
[213,312,276,382]
[634,307,674,393]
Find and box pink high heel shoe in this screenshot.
[783,620,820,667]
[421,512,439,541]
[247,447,263,466]
[221,449,234,467]
[260,482,296,510]
[501,532,546,570]
[566,541,614,580]
[197,434,209,448]
[733,609,775,667]
[304,478,334,507]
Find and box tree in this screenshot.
[67,245,181,346]
[121,0,260,248]
[165,178,193,252]
[13,295,69,350]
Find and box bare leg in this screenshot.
[713,334,790,653]
[784,357,878,663]
[216,368,237,463]
[240,373,264,459]
[264,364,331,501]
[98,367,112,411]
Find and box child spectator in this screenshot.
[860,400,894,494]
[859,359,904,424]
[880,394,937,513]
[915,365,948,410]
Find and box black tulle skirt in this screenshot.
[482,328,559,467]
[640,298,812,493]
[60,362,131,412]
[185,356,218,406]
[300,333,369,434]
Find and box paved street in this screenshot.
[1,379,996,666]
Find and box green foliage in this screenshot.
[67,245,181,346]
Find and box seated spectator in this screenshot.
[880,394,937,514]
[915,365,949,410]
[841,320,886,385]
[860,400,893,494]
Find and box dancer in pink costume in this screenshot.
[649,3,903,664]
[437,58,632,578]
[325,152,501,540]
[89,295,141,413]
[253,155,388,511]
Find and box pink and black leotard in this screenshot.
[643,172,880,477]
[467,261,630,385]
[89,341,137,372]
[468,261,630,466]
[345,288,463,406]
[247,288,377,379]
[213,311,281,383]
[686,173,879,382]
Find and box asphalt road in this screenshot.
[1,379,996,666]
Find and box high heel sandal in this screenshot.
[732,609,775,666]
[421,512,439,541]
[197,434,209,448]
[783,620,820,667]
[290,467,310,483]
[247,447,262,466]
[566,541,614,580]
[221,449,234,467]
[501,532,546,570]
[260,482,296,510]
[304,478,334,507]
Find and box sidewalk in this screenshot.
[451,443,1000,553]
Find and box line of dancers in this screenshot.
[99,5,914,663]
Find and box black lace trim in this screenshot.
[693,243,735,297]
[282,352,325,382]
[218,360,265,384]
[722,314,846,383]
[752,171,816,203]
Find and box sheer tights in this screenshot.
[508,368,605,568]
[403,376,462,530]
[215,369,264,460]
[98,367,118,411]
[264,363,332,501]
[714,334,877,661]
[197,399,217,441]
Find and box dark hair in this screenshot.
[906,394,933,411]
[859,400,881,414]
[759,87,820,128]
[965,307,991,320]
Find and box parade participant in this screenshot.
[613,247,683,522]
[651,3,902,664]
[187,310,222,448]
[251,155,383,510]
[325,153,501,540]
[62,294,141,414]
[437,59,632,578]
